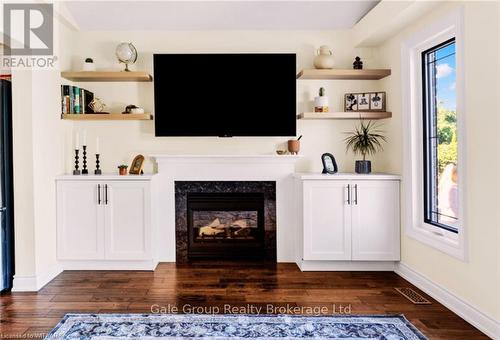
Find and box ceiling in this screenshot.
[64,1,380,31]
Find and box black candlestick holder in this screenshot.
[94,154,102,175]
[73,149,81,175]
[82,145,88,175]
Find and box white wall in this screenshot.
[63,30,389,174]
[11,16,76,290]
[375,1,500,322]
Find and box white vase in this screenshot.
[313,45,335,69]
[314,96,329,112]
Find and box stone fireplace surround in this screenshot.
[150,155,301,262]
[175,181,276,262]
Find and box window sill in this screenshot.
[406,225,466,261]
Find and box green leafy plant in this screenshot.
[344,120,387,161]
[118,164,128,169]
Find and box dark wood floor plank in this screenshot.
[0,262,489,339]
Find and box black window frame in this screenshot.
[421,37,458,234]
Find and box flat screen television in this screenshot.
[153,54,296,137]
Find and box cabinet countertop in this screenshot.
[294,173,401,180]
[56,174,156,181]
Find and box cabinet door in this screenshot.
[303,181,351,260]
[351,180,400,261]
[57,181,104,259]
[104,181,151,260]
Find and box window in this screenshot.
[422,39,459,233]
[401,9,465,260]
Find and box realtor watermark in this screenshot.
[151,303,352,315]
[2,3,57,69]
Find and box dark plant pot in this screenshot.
[355,160,371,174]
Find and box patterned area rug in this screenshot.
[46,314,427,339]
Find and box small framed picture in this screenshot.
[357,93,370,111]
[129,154,145,175]
[321,153,338,174]
[369,92,386,111]
[344,93,357,111]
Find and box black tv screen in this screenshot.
[153,54,296,137]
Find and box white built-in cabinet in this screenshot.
[296,173,400,267]
[56,175,156,270]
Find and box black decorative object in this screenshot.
[321,153,338,174]
[355,160,372,174]
[94,154,102,175]
[73,149,80,175]
[81,145,88,175]
[353,56,363,69]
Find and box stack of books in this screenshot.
[61,85,94,114]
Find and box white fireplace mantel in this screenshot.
[150,154,302,262]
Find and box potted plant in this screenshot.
[344,120,386,174]
[118,164,128,176]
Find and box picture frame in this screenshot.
[357,93,370,110]
[369,92,386,111]
[321,153,338,174]
[129,154,145,175]
[344,93,357,111]
[344,92,386,112]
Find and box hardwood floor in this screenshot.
[0,262,489,339]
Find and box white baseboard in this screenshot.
[298,260,396,271]
[12,265,62,292]
[59,260,158,271]
[395,262,500,339]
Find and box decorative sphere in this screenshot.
[115,42,137,65]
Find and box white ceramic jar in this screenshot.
[313,45,335,69]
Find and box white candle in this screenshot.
[83,130,87,146]
[96,137,100,154]
[75,132,79,150]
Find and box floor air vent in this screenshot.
[395,287,432,304]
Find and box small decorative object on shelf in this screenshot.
[89,98,108,114]
[345,93,357,111]
[81,145,88,175]
[344,92,386,112]
[344,119,387,174]
[82,58,96,71]
[275,150,288,155]
[123,104,145,114]
[314,87,329,112]
[313,45,335,69]
[95,154,102,175]
[94,137,101,175]
[353,56,363,69]
[288,135,302,155]
[321,153,338,174]
[73,149,80,175]
[118,164,128,176]
[129,154,145,175]
[116,42,138,72]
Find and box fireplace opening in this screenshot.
[187,193,265,259]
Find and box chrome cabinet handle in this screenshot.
[354,184,358,205]
[104,184,108,205]
[347,184,351,205]
[97,184,101,205]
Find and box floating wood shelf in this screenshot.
[61,71,152,82]
[298,112,392,120]
[61,113,153,121]
[296,69,391,80]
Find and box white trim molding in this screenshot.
[395,262,500,339]
[12,265,62,292]
[400,7,467,260]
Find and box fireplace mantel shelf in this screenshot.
[150,154,302,159]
